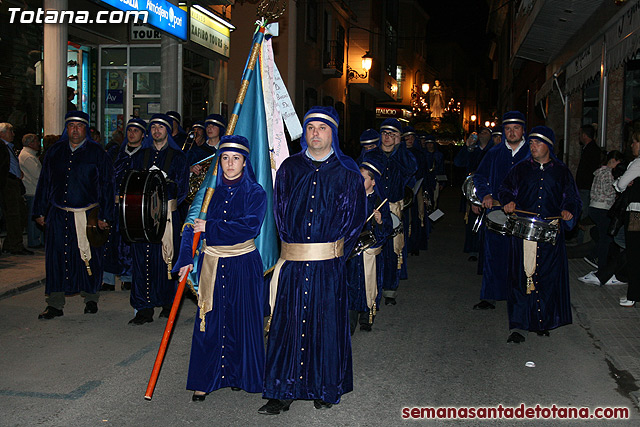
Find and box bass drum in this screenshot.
[119,170,168,244]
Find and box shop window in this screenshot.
[101,48,127,66]
[582,79,599,126]
[130,47,161,67]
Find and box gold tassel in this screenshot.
[264,314,273,334]
[84,259,92,276]
[167,263,173,280]
[527,276,535,294]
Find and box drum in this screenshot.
[349,230,377,259]
[390,212,402,237]
[402,186,413,209]
[507,215,559,245]
[485,210,511,236]
[462,174,482,206]
[119,170,168,244]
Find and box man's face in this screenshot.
[363,143,377,151]
[478,129,491,145]
[492,134,502,145]
[67,122,86,145]
[504,124,524,144]
[360,168,375,193]
[150,123,168,144]
[404,134,415,148]
[426,141,435,152]
[0,126,14,143]
[220,152,245,180]
[206,124,220,140]
[195,127,205,145]
[529,139,550,162]
[380,130,400,151]
[127,127,144,146]
[305,121,332,153]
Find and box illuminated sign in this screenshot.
[100,0,187,41]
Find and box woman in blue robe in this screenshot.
[498,126,580,341]
[176,135,267,399]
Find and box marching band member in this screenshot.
[356,128,381,164]
[33,111,115,318]
[347,158,393,334]
[127,114,189,325]
[175,135,267,400]
[187,118,222,176]
[403,126,426,255]
[498,126,580,343]
[167,111,188,149]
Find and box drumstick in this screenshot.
[365,198,388,223]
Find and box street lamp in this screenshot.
[484,120,490,127]
[347,51,373,81]
[470,114,477,122]
[422,83,430,93]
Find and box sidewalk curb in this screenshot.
[0,278,46,301]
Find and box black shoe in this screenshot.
[192,392,208,402]
[84,301,98,314]
[473,300,495,310]
[231,387,241,391]
[159,305,172,318]
[313,399,333,410]
[258,399,293,415]
[360,323,372,332]
[507,332,526,343]
[129,309,154,325]
[536,330,550,337]
[121,282,132,291]
[38,306,63,319]
[384,297,396,306]
[100,283,115,291]
[468,255,478,262]
[10,248,34,255]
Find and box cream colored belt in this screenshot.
[196,239,256,331]
[267,239,344,329]
[57,202,98,276]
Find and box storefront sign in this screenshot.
[606,0,640,72]
[100,0,187,40]
[376,107,412,119]
[131,23,161,41]
[188,7,230,57]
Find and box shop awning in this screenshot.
[566,38,603,94]
[606,4,640,73]
[534,75,556,105]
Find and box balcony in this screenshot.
[323,40,344,77]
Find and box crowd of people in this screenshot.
[0,103,639,411]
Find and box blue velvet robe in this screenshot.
[174,173,267,393]
[263,152,366,404]
[498,158,581,331]
[186,142,216,167]
[362,147,417,292]
[407,146,426,254]
[129,145,189,310]
[33,139,115,295]
[103,143,141,277]
[347,191,393,312]
[473,142,530,300]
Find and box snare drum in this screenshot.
[507,215,559,245]
[390,212,402,237]
[485,210,511,236]
[349,230,377,259]
[462,174,482,206]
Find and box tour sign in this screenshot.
[101,0,187,40]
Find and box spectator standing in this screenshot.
[18,133,43,248]
[574,124,603,240]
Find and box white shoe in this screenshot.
[578,271,601,285]
[620,298,636,307]
[605,275,627,286]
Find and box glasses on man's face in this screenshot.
[381,131,399,138]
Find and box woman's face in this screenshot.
[220,152,245,180]
[607,158,621,169]
[633,139,640,158]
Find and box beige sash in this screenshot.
[389,201,404,269]
[363,246,382,310]
[523,239,537,294]
[57,202,98,276]
[197,239,257,331]
[268,239,344,318]
[162,199,178,279]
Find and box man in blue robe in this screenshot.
[362,119,417,306]
[260,106,366,414]
[498,126,580,343]
[167,111,188,150]
[356,128,380,165]
[187,114,226,177]
[403,126,426,255]
[472,111,530,310]
[127,114,189,325]
[34,111,115,318]
[102,118,146,291]
[347,157,393,334]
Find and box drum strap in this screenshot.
[389,201,404,269]
[266,239,344,331]
[196,239,257,331]
[56,203,99,276]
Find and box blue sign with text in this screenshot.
[100,0,187,41]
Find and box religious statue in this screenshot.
[429,80,445,119]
